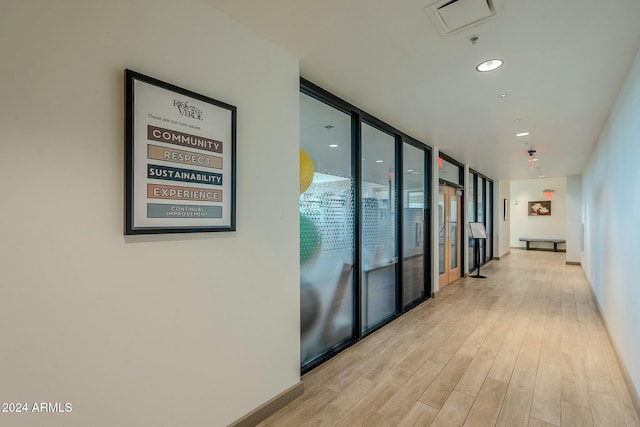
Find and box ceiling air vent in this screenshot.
[426,0,496,36]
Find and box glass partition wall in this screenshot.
[402,143,428,308]
[360,123,397,331]
[467,171,477,272]
[299,94,354,367]
[300,82,431,372]
[467,170,494,273]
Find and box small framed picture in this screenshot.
[503,198,508,221]
[528,200,551,216]
[124,70,236,234]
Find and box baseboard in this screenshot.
[229,381,304,427]
[493,250,511,260]
[565,261,581,265]
[584,275,640,420]
[431,289,440,298]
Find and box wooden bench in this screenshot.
[519,237,566,252]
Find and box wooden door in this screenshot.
[439,185,462,288]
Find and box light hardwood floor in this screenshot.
[258,250,640,427]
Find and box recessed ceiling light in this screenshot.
[498,93,507,99]
[376,160,384,163]
[329,144,339,148]
[407,169,414,172]
[476,59,503,72]
[514,118,521,123]
[516,132,531,137]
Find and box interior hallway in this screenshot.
[259,251,640,427]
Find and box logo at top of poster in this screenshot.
[174,100,203,120]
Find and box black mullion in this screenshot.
[396,136,403,315]
[424,147,432,299]
[353,114,363,339]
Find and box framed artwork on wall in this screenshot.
[528,200,551,216]
[503,198,508,221]
[124,69,236,234]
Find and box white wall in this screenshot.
[509,177,567,249]
[582,47,640,408]
[0,1,300,426]
[565,175,583,263]
[496,180,511,258]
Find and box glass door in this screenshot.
[361,123,398,332]
[402,142,428,307]
[439,184,461,288]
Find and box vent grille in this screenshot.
[426,0,496,36]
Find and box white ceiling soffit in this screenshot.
[426,0,496,36]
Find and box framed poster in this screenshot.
[528,200,551,216]
[125,70,236,234]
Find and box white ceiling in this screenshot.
[208,0,640,181]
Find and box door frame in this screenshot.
[438,183,462,288]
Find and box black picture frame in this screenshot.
[503,198,508,221]
[125,69,236,234]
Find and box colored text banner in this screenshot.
[147,125,223,153]
[148,144,223,169]
[147,164,222,186]
[147,203,222,218]
[147,184,222,202]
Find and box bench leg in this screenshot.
[554,243,558,252]
[526,242,530,250]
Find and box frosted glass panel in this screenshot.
[300,93,354,366]
[361,123,397,331]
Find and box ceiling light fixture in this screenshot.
[516,132,531,137]
[376,160,384,163]
[498,93,507,99]
[329,144,339,148]
[476,59,503,72]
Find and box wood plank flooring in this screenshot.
[258,251,640,427]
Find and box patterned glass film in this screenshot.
[468,172,477,272]
[299,93,354,367]
[402,142,426,306]
[361,123,397,332]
